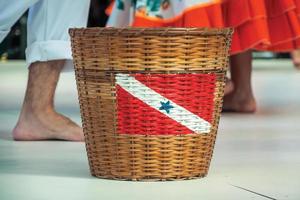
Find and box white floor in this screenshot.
[0,60,300,200]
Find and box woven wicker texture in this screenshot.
[69,27,232,181]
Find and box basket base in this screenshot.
[90,172,208,181]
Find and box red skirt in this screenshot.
[107,0,300,54]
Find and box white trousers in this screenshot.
[0,0,90,64]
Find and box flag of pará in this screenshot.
[116,73,216,135]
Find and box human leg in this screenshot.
[223,50,256,113]
[13,0,90,141]
[13,61,84,141]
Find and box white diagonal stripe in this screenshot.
[116,74,211,134]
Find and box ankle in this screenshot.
[19,103,55,120]
[232,87,254,98]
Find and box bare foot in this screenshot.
[222,90,256,113]
[224,77,234,95]
[12,60,84,141]
[13,109,84,141]
[291,50,300,70]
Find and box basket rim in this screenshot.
[69,27,233,37]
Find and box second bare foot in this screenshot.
[222,90,256,113]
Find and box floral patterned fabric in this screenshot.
[107,0,212,26]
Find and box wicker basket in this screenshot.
[69,27,232,181]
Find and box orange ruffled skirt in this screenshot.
[107,0,300,55]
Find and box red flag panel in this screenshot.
[116,73,217,135]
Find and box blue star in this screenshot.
[159,101,174,114]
